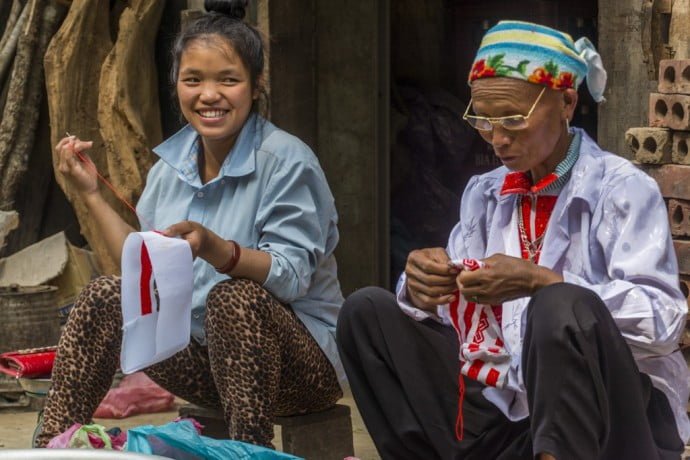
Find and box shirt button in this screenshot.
[221,179,226,185]
[196,191,204,198]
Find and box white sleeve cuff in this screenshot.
[395,273,447,323]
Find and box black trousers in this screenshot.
[336,283,684,460]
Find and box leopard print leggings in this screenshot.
[35,275,342,447]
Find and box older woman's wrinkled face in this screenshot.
[470,78,577,179]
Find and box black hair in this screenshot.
[170,0,268,115]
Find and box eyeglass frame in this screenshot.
[462,86,547,132]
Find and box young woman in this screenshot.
[37,0,344,448]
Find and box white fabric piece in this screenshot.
[120,232,193,374]
[575,37,607,103]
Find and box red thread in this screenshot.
[72,148,156,231]
[448,293,465,441]
[456,373,465,441]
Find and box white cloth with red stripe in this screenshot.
[121,231,193,373]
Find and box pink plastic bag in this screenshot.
[94,372,175,419]
[46,424,81,448]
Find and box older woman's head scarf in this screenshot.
[469,20,607,102]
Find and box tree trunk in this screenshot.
[0,3,11,37]
[0,1,29,91]
[0,0,43,211]
[0,210,19,251]
[0,2,66,212]
[44,0,120,273]
[97,0,164,213]
[0,0,24,53]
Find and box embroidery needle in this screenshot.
[65,132,156,232]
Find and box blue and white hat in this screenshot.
[469,20,607,102]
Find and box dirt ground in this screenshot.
[1,396,689,459]
[0,391,380,459]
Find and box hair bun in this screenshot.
[204,0,248,20]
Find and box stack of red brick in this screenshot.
[626,59,690,350]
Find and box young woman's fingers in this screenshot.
[72,140,93,153]
[163,220,197,237]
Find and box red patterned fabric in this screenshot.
[448,259,512,440]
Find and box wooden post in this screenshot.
[670,0,690,59]
[598,0,656,159]
[315,0,390,293]
[264,0,390,293]
[264,0,316,148]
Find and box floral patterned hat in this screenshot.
[469,20,607,102]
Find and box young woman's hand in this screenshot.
[404,247,459,311]
[163,221,229,268]
[457,253,563,305]
[55,136,98,197]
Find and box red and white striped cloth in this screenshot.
[447,258,517,440]
[448,258,512,389]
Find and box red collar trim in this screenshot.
[499,172,559,195]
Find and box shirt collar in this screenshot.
[499,129,582,196]
[152,113,259,186]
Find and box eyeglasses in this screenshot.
[462,87,546,132]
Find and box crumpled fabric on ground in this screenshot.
[127,418,302,459]
[94,371,175,418]
[46,423,126,450]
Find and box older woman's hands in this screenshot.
[405,247,459,311]
[458,253,563,305]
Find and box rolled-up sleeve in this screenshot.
[563,172,687,357]
[256,159,334,304]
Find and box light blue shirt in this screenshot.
[136,114,346,385]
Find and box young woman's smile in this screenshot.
[176,38,257,158]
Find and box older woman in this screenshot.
[337,21,689,460]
